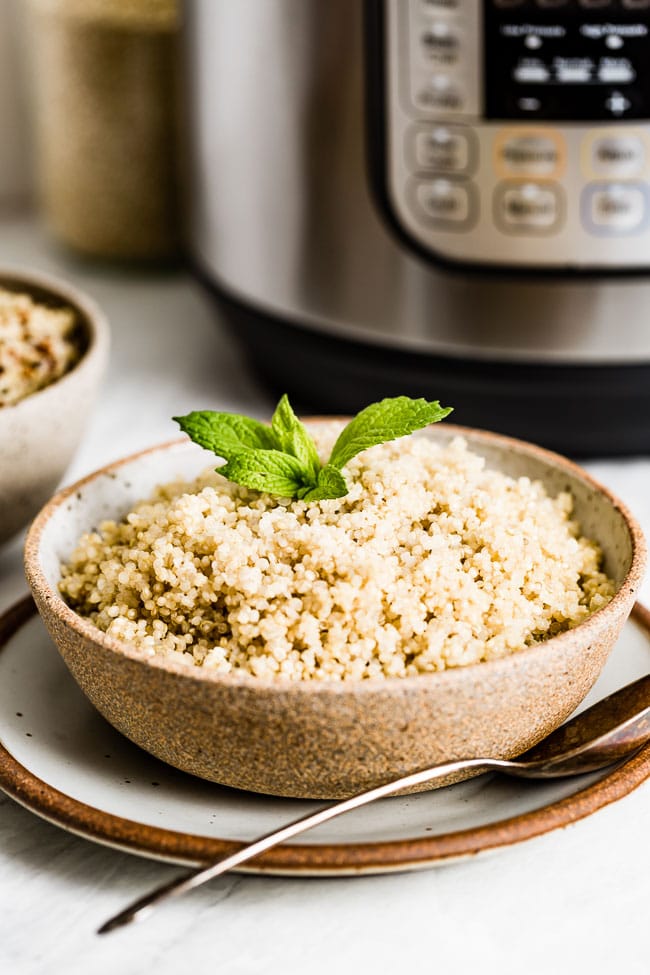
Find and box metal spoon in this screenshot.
[99,674,650,935]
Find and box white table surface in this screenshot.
[1,216,650,975]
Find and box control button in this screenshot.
[415,75,465,112]
[598,62,635,84]
[582,183,649,235]
[578,0,612,7]
[556,63,592,83]
[536,0,569,6]
[516,96,544,114]
[514,62,550,84]
[622,0,650,8]
[420,22,461,64]
[422,0,461,9]
[413,178,476,229]
[605,91,632,116]
[495,131,564,178]
[495,182,562,234]
[410,125,476,174]
[590,136,645,177]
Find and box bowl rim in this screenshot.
[24,423,647,694]
[0,264,110,416]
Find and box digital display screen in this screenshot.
[484,1,650,121]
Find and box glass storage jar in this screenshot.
[28,0,180,261]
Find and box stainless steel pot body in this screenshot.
[184,0,650,366]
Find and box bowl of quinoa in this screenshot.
[25,424,646,799]
[0,267,109,544]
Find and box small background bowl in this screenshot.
[24,426,646,799]
[0,266,109,545]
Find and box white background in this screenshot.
[1,216,650,975]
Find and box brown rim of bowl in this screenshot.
[0,264,110,413]
[1,595,650,873]
[23,422,647,694]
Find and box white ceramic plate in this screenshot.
[0,598,649,876]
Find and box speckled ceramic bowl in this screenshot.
[24,427,646,799]
[0,267,109,545]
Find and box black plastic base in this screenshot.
[206,281,650,458]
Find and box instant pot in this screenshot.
[185,0,650,454]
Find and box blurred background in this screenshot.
[3,0,650,458]
[0,0,33,211]
[0,0,267,460]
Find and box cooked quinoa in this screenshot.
[0,287,78,408]
[59,428,616,681]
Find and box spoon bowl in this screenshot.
[513,674,650,777]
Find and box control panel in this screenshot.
[382,0,650,269]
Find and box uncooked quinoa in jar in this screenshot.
[59,425,616,682]
[28,0,180,261]
[0,286,79,407]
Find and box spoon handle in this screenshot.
[98,756,497,934]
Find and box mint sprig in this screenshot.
[173,395,452,502]
[270,394,321,482]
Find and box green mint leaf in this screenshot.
[328,397,453,471]
[300,465,349,502]
[173,394,453,502]
[270,394,321,481]
[220,449,309,497]
[173,411,275,460]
